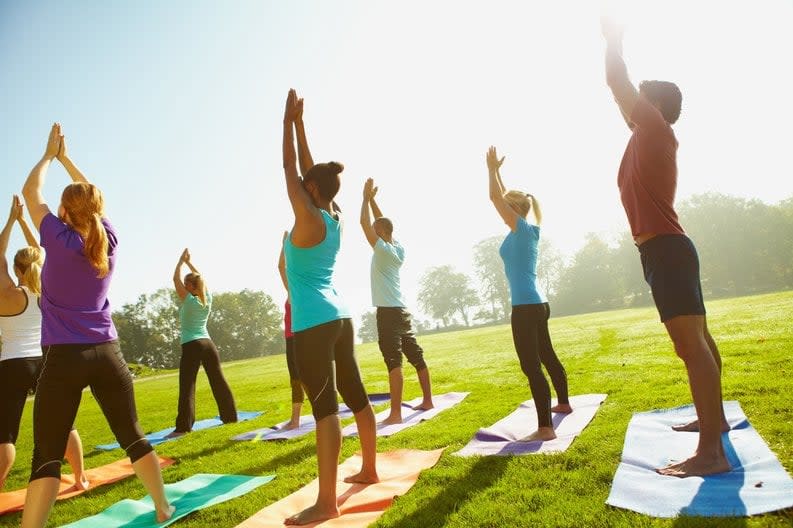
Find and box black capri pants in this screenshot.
[30,341,152,481]
[294,318,369,422]
[376,307,427,372]
[285,336,305,404]
[0,357,42,445]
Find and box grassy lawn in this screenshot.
[2,291,792,527]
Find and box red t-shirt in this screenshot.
[618,96,685,237]
[284,300,293,339]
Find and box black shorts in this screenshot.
[639,234,706,322]
[0,357,42,444]
[376,307,427,372]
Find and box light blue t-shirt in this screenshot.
[284,209,351,332]
[499,217,547,306]
[371,238,406,308]
[179,291,212,344]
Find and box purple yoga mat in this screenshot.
[454,393,607,456]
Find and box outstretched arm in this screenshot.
[602,17,638,130]
[487,146,519,231]
[0,196,22,290]
[369,194,384,219]
[359,178,379,248]
[22,124,60,230]
[172,249,189,301]
[15,196,39,249]
[283,90,318,222]
[294,98,315,177]
[56,132,90,183]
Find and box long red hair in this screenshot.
[61,182,109,278]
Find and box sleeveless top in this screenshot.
[284,209,351,332]
[179,291,213,344]
[0,286,43,360]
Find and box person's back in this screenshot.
[0,286,42,360]
[179,292,212,344]
[370,237,405,308]
[499,216,547,306]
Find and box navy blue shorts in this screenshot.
[639,235,706,322]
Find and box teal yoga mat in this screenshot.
[61,473,275,527]
[97,411,262,450]
[606,401,793,517]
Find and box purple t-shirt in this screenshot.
[39,213,118,345]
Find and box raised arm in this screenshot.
[172,248,189,301]
[530,195,543,225]
[359,178,379,248]
[602,17,638,130]
[283,90,318,222]
[486,146,519,231]
[0,196,22,290]
[56,132,90,183]
[294,98,315,177]
[14,196,39,249]
[369,194,384,219]
[22,123,60,230]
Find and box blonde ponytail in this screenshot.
[185,273,208,307]
[60,183,109,278]
[14,247,44,296]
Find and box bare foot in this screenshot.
[284,503,340,525]
[156,504,176,523]
[551,403,573,413]
[281,420,300,431]
[343,469,379,484]
[164,430,187,439]
[411,400,434,411]
[74,475,90,491]
[379,414,403,426]
[656,453,731,477]
[671,419,731,433]
[519,427,557,442]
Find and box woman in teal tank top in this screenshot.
[282,89,377,526]
[169,248,237,435]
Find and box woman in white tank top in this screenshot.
[0,196,87,490]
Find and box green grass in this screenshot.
[2,291,793,527]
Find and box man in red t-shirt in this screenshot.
[602,17,730,477]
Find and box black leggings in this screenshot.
[175,338,237,432]
[511,303,569,428]
[294,318,369,421]
[376,307,428,372]
[285,336,305,404]
[0,357,41,445]
[30,341,152,481]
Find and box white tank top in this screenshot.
[0,286,43,361]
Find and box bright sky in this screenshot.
[2,0,792,325]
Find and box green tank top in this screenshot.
[284,209,351,332]
[179,291,212,344]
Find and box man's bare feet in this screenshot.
[519,427,557,442]
[284,503,340,525]
[281,420,300,431]
[656,453,731,477]
[671,419,731,433]
[164,430,187,439]
[156,504,176,523]
[411,400,434,411]
[343,469,379,485]
[551,403,573,413]
[380,414,403,426]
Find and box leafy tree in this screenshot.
[472,236,510,322]
[358,310,378,343]
[418,265,480,327]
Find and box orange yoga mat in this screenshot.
[236,448,443,528]
[0,455,174,515]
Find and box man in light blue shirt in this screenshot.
[360,179,434,424]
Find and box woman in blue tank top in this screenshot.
[281,89,377,526]
[486,146,571,443]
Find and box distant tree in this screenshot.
[553,234,623,315]
[114,288,180,368]
[418,265,480,327]
[473,236,510,322]
[537,238,566,301]
[207,289,283,361]
[358,310,378,343]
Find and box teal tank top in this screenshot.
[285,209,351,332]
[179,291,212,344]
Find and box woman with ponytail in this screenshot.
[170,248,237,436]
[20,124,172,527]
[0,195,87,492]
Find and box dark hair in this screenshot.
[374,217,393,236]
[639,80,682,124]
[303,161,344,201]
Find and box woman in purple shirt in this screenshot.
[20,124,172,527]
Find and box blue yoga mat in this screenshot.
[607,401,793,517]
[97,411,262,450]
[61,473,274,527]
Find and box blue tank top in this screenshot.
[499,216,547,306]
[285,209,351,332]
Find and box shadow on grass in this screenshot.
[388,455,510,528]
[239,442,316,476]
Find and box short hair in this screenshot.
[374,217,393,236]
[639,80,682,124]
[303,161,344,201]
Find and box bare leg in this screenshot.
[285,414,341,525]
[132,451,173,522]
[657,315,730,477]
[672,318,729,432]
[20,477,60,528]
[381,367,404,425]
[283,402,303,430]
[344,404,379,484]
[63,430,88,490]
[412,367,434,411]
[0,442,14,490]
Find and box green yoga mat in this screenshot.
[61,473,275,527]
